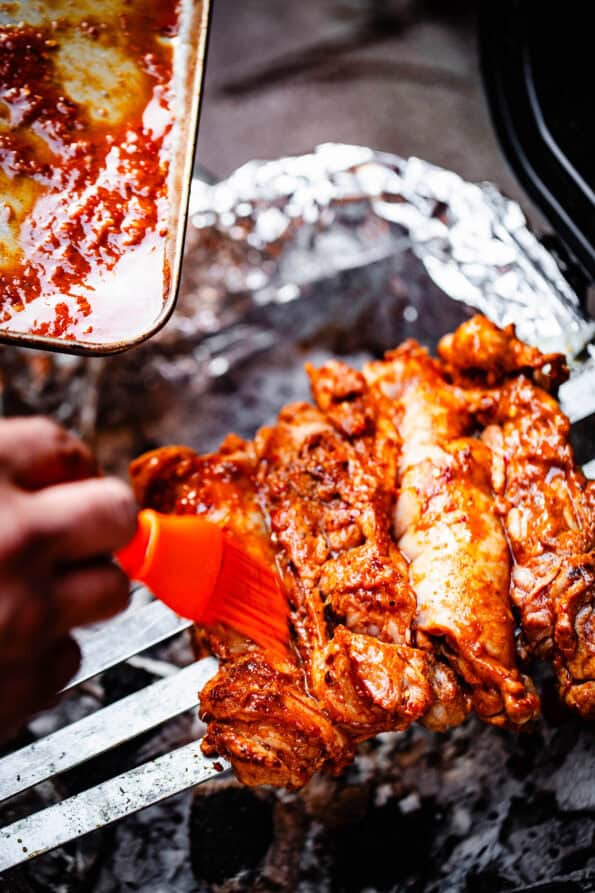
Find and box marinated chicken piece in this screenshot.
[439,314,569,391]
[439,320,595,718]
[364,343,540,728]
[308,360,470,731]
[130,438,353,789]
[255,402,434,738]
[306,359,401,490]
[199,646,354,788]
[482,382,595,718]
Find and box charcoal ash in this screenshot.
[324,792,441,891]
[89,717,595,892]
[190,788,275,885]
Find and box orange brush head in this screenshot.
[202,533,290,652]
[117,510,290,653]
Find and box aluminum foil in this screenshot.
[0,142,593,474]
[187,143,594,358]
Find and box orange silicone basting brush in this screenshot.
[117,509,289,652]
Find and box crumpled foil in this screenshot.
[0,143,593,472]
[187,143,594,358]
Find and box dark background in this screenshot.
[197,0,542,225]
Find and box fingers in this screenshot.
[30,476,138,563]
[0,637,80,741]
[0,417,98,490]
[50,560,131,637]
[0,418,135,739]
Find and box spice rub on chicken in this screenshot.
[307,360,470,732]
[363,343,539,728]
[130,439,354,789]
[129,316,594,788]
[255,401,433,738]
[439,315,595,719]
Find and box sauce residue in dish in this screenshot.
[0,0,179,344]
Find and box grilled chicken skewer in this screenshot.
[130,440,353,789]
[128,316,592,786]
[308,359,470,732]
[1,318,593,873]
[439,316,595,718]
[256,402,434,738]
[363,342,540,727]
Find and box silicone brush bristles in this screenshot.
[117,509,290,653]
[201,533,290,652]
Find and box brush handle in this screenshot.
[116,509,224,621]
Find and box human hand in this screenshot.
[0,417,137,739]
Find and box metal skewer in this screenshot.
[0,657,217,803]
[0,587,226,874]
[67,599,192,692]
[0,743,230,874]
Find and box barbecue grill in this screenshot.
[0,165,593,880]
[1,3,594,889]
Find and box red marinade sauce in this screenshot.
[0,1,180,343]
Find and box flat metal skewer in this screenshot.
[0,743,231,873]
[0,658,217,804]
[68,598,192,691]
